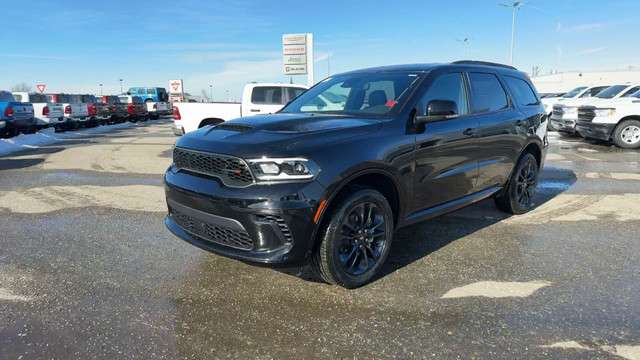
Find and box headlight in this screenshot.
[595,108,616,117]
[564,107,577,114]
[247,157,320,182]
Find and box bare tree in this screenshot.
[11,82,33,92]
[201,89,211,102]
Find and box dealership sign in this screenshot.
[169,79,185,102]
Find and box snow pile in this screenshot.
[0,121,163,157]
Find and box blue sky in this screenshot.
[1,0,638,100]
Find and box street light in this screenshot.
[456,38,471,59]
[209,85,213,102]
[499,1,527,66]
[119,79,123,93]
[99,84,103,96]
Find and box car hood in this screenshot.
[174,113,382,158]
[554,98,610,108]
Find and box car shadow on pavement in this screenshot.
[279,167,578,286]
[0,158,46,170]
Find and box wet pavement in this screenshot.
[0,122,639,359]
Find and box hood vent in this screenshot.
[217,123,254,132]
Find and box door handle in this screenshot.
[250,109,260,112]
[463,128,478,136]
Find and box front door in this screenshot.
[413,71,479,213]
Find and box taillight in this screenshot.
[111,105,116,112]
[43,106,50,116]
[128,103,135,114]
[173,106,181,120]
[65,105,71,114]
[88,103,96,116]
[4,106,14,118]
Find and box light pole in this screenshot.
[456,38,471,59]
[99,84,103,96]
[119,79,123,93]
[209,85,213,102]
[499,1,526,66]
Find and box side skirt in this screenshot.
[402,186,502,226]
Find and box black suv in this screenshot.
[164,61,548,288]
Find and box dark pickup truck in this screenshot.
[164,61,549,288]
[0,90,36,137]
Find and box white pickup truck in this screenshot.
[550,84,640,136]
[541,85,610,118]
[146,101,172,120]
[172,83,308,135]
[576,92,640,148]
[12,92,65,130]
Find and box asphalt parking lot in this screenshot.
[0,120,638,359]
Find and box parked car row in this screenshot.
[545,83,640,148]
[0,90,171,139]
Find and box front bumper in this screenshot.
[172,124,185,136]
[550,115,577,133]
[576,121,616,141]
[164,169,326,264]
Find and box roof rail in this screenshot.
[452,60,517,70]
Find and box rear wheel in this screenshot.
[310,188,394,288]
[494,153,539,215]
[612,120,640,149]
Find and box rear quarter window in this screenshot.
[504,76,539,106]
[251,87,285,105]
[147,88,157,95]
[137,89,146,95]
[469,73,510,114]
[13,94,23,101]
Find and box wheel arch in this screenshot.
[308,168,403,256]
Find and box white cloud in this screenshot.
[572,47,605,56]
[557,23,604,33]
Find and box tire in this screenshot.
[612,120,640,149]
[310,188,394,288]
[494,153,539,215]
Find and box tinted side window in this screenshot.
[505,76,539,106]
[581,86,606,98]
[622,86,640,97]
[287,87,306,101]
[137,89,146,95]
[422,73,469,115]
[147,88,157,95]
[469,73,509,113]
[251,87,284,105]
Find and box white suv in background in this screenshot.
[551,84,640,136]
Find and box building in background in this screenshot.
[531,70,640,93]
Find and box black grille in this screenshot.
[217,123,254,132]
[578,107,596,122]
[173,147,253,186]
[171,207,253,250]
[254,214,293,243]
[552,106,564,117]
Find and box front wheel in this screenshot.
[494,153,539,215]
[612,120,640,149]
[310,188,394,288]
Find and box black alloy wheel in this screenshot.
[494,153,539,215]
[311,188,394,288]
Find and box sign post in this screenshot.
[169,79,184,102]
[36,84,46,93]
[283,33,314,86]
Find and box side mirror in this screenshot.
[415,100,459,123]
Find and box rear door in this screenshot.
[245,86,288,116]
[412,71,479,212]
[471,72,528,191]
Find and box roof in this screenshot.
[337,61,524,76]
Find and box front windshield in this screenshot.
[562,87,587,98]
[281,72,424,118]
[596,85,626,99]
